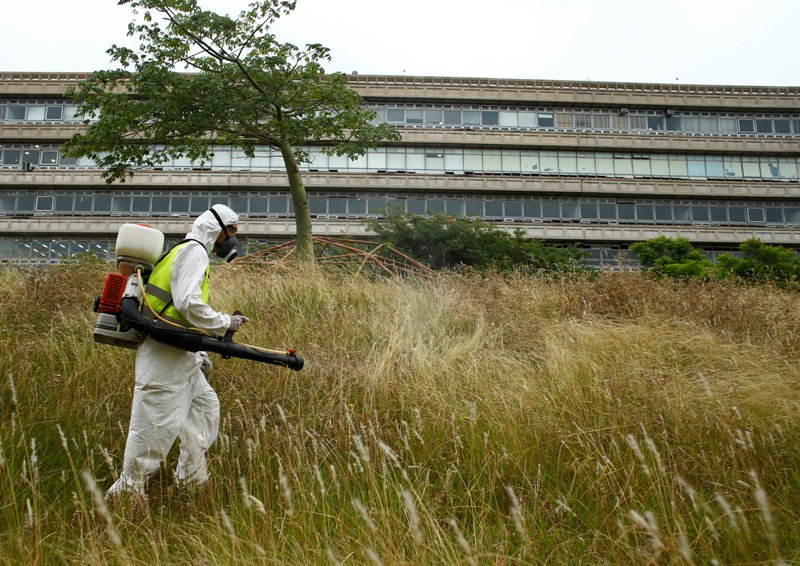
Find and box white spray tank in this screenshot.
[93,223,165,348]
[115,223,165,275]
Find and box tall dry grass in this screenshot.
[1,260,799,564]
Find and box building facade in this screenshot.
[1,72,799,267]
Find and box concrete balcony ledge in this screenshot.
[2,169,799,200]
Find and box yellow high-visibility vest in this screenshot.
[144,241,209,327]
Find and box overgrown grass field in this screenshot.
[1,260,799,564]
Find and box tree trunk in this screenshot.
[278,141,314,261]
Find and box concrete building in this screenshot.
[2,72,799,267]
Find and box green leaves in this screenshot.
[716,238,800,284]
[369,213,585,272]
[631,236,800,286]
[66,0,400,259]
[66,0,399,175]
[630,236,713,279]
[64,0,400,192]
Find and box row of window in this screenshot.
[2,143,800,182]
[3,190,799,226]
[0,102,85,123]
[369,104,800,136]
[0,236,741,269]
[2,99,799,137]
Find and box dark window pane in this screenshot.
[466,199,484,216]
[766,207,783,223]
[349,197,367,215]
[738,119,754,133]
[691,205,709,221]
[3,149,21,165]
[446,199,465,217]
[756,119,773,133]
[387,197,404,215]
[268,195,289,214]
[618,203,635,220]
[229,196,248,213]
[7,105,25,120]
[250,195,268,213]
[774,119,791,134]
[524,201,541,218]
[406,198,424,215]
[542,201,559,218]
[504,201,522,217]
[748,208,764,222]
[655,205,672,221]
[599,203,616,220]
[132,196,150,212]
[55,195,74,212]
[41,150,59,165]
[636,204,654,220]
[190,195,209,214]
[16,194,34,212]
[329,197,346,214]
[22,149,40,165]
[35,196,53,211]
[45,106,63,120]
[538,113,554,127]
[444,110,461,125]
[674,205,690,221]
[580,202,598,218]
[481,111,499,126]
[368,197,387,214]
[666,116,681,131]
[94,195,112,212]
[729,207,746,222]
[784,207,800,223]
[426,199,444,214]
[59,153,77,166]
[710,206,727,222]
[152,195,170,213]
[75,194,93,212]
[562,202,579,219]
[647,116,665,130]
[309,196,326,214]
[171,196,189,213]
[485,200,502,217]
[112,196,130,213]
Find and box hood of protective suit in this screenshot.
[185,204,239,254]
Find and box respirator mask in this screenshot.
[215,235,238,262]
[209,207,239,263]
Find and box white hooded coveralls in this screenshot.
[107,205,238,497]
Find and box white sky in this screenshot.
[1,0,798,86]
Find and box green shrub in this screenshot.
[369,212,585,272]
[630,236,713,279]
[716,237,800,285]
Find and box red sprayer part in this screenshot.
[98,273,129,315]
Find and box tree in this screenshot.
[629,236,713,279]
[369,212,585,272]
[716,238,800,285]
[62,0,400,261]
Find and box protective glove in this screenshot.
[199,351,213,376]
[228,314,250,332]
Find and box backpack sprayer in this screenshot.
[92,223,304,371]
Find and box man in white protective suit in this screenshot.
[106,204,248,502]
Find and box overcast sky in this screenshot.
[1,0,798,86]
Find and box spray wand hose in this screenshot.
[130,269,303,370]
